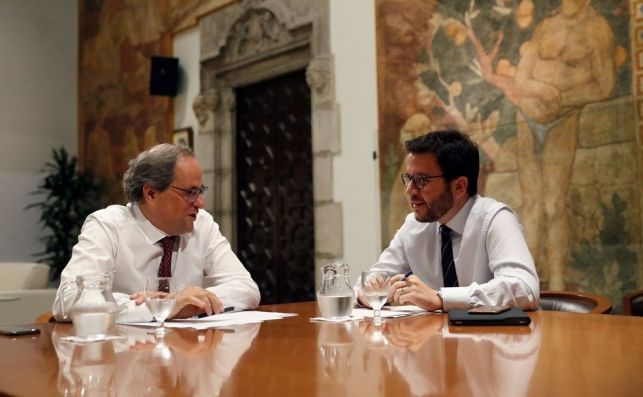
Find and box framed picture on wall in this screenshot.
[172,127,194,150]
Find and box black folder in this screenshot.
[448,308,531,326]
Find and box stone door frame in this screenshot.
[195,0,343,275]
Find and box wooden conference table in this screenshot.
[0,301,641,397]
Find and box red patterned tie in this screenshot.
[158,236,175,278]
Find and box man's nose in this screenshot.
[194,193,206,208]
[405,181,417,194]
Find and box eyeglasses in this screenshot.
[401,173,444,190]
[169,185,209,203]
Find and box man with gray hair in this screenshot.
[53,144,260,322]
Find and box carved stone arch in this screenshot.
[223,7,293,61]
[195,0,341,285]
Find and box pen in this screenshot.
[198,306,235,318]
[400,271,413,281]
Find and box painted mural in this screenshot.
[376,0,641,311]
[78,0,233,203]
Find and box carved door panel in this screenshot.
[235,70,315,304]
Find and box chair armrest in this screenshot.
[0,289,57,325]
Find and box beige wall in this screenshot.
[0,0,78,262]
[329,0,380,282]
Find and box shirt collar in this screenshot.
[441,195,476,236]
[128,202,169,244]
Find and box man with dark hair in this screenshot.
[362,130,539,311]
[53,143,260,322]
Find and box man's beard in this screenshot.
[413,189,454,223]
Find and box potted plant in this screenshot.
[26,147,104,282]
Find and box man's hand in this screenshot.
[356,289,371,308]
[391,275,443,311]
[357,272,395,308]
[169,286,224,319]
[130,286,224,318]
[129,291,146,305]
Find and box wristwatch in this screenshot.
[436,288,444,309]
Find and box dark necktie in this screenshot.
[158,236,175,278]
[440,225,459,287]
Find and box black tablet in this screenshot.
[448,308,531,326]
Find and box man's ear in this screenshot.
[142,183,157,202]
[451,176,469,199]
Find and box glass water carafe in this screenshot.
[317,263,354,319]
[58,274,118,338]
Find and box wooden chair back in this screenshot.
[540,291,612,314]
[622,289,643,316]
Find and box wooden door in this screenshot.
[235,70,315,304]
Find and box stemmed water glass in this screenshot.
[360,271,393,326]
[144,276,177,337]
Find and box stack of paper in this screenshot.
[354,305,428,318]
[382,305,429,314]
[310,305,428,322]
[310,314,365,323]
[121,310,297,330]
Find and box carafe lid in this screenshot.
[322,262,349,277]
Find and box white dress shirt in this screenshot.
[371,195,539,310]
[53,203,260,322]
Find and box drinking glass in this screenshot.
[144,276,177,336]
[360,271,393,326]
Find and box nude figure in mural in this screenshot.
[513,0,615,289]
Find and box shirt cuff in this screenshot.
[115,298,154,323]
[439,287,471,311]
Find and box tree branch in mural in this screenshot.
[418,0,619,289]
[570,193,637,313]
[464,27,521,106]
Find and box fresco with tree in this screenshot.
[376,0,640,310]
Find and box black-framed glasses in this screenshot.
[401,173,444,190]
[169,185,209,203]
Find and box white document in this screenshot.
[310,315,365,323]
[353,306,427,318]
[120,310,297,330]
[381,305,427,313]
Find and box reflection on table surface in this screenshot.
[52,322,260,397]
[317,314,540,397]
[0,302,642,397]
